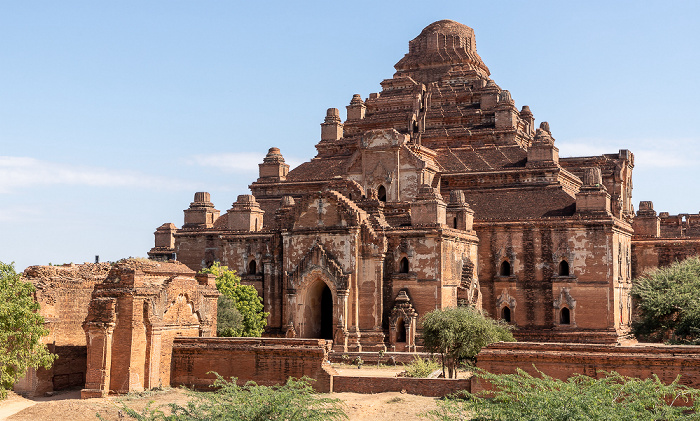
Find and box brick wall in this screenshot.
[474,342,700,393]
[170,337,336,392]
[333,376,471,397]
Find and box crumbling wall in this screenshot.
[81,259,218,398]
[170,337,336,392]
[15,263,111,396]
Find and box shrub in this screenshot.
[424,368,700,421]
[200,262,268,337]
[632,256,700,344]
[403,356,440,378]
[421,306,514,378]
[0,262,56,399]
[113,376,347,420]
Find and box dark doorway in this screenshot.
[558,260,570,276]
[248,259,256,274]
[560,307,571,325]
[378,185,387,202]
[502,306,511,323]
[320,285,333,340]
[500,261,511,276]
[396,319,406,342]
[399,257,409,273]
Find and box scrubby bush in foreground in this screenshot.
[112,376,347,421]
[424,368,700,421]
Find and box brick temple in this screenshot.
[148,20,700,350]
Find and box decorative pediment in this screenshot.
[496,289,517,310]
[361,129,409,149]
[553,287,576,310]
[389,290,418,327]
[287,242,350,291]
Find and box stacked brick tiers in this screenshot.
[149,20,696,349]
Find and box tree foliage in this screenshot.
[425,368,700,421]
[631,256,700,344]
[421,306,514,378]
[215,295,244,337]
[200,262,268,337]
[0,262,56,399]
[112,376,347,421]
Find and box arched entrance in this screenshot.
[302,280,334,339]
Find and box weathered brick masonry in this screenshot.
[170,337,336,392]
[147,20,650,348]
[474,342,700,393]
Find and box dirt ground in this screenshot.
[0,365,442,421]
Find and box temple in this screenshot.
[148,20,697,349]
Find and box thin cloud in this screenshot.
[558,138,697,169]
[0,156,197,193]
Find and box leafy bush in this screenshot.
[425,368,700,421]
[200,262,268,337]
[216,295,244,337]
[113,376,347,420]
[421,306,514,378]
[403,356,440,378]
[632,256,700,344]
[0,262,56,399]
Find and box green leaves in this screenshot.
[200,262,269,337]
[0,261,56,399]
[113,376,347,420]
[421,307,514,378]
[425,369,700,421]
[632,256,700,344]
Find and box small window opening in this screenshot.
[255,219,259,231]
[378,185,387,202]
[560,307,571,325]
[499,261,511,276]
[412,121,419,134]
[396,319,406,342]
[399,257,409,274]
[501,306,511,323]
[453,217,458,229]
[558,260,570,276]
[248,260,256,274]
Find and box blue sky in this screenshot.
[1,1,698,270]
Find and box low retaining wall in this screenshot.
[333,376,471,397]
[329,351,432,365]
[170,337,336,392]
[475,342,700,393]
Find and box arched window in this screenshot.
[560,307,571,325]
[378,185,387,202]
[396,319,406,342]
[501,306,511,323]
[499,261,511,276]
[248,260,256,274]
[558,260,570,276]
[399,257,409,274]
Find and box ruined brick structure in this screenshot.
[80,259,218,398]
[15,263,111,396]
[149,20,694,347]
[632,201,700,277]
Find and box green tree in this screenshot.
[425,368,700,421]
[216,295,244,337]
[421,306,514,378]
[200,262,268,337]
[631,256,700,344]
[112,376,347,421]
[0,262,56,399]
